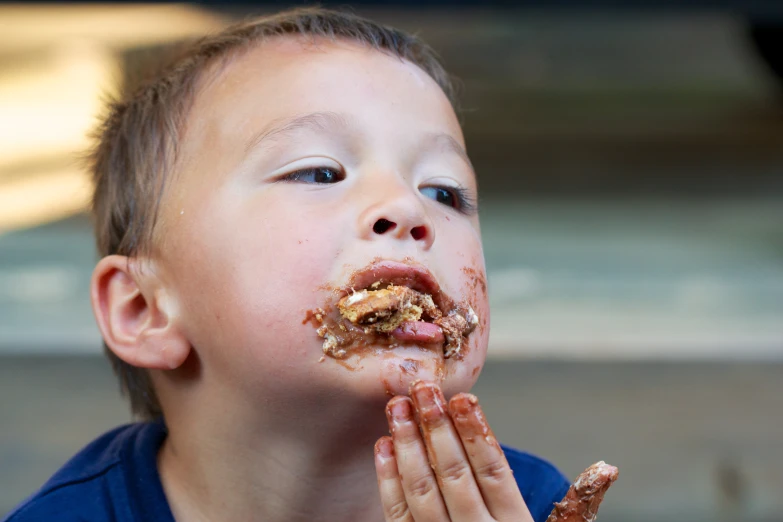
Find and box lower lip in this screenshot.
[390,321,444,344]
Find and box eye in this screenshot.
[421,186,456,207]
[420,185,477,214]
[282,166,345,184]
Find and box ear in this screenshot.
[90,255,190,370]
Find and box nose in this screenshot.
[356,178,435,249]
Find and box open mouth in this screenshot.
[310,260,478,359]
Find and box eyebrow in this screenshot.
[244,110,473,173]
[244,111,352,154]
[423,132,473,173]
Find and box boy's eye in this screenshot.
[421,186,457,207]
[283,167,345,184]
[420,185,477,214]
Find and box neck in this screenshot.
[158,392,389,522]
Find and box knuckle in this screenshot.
[475,459,511,484]
[420,411,449,429]
[439,460,472,484]
[408,474,438,499]
[385,498,410,521]
[394,431,421,450]
[393,425,422,447]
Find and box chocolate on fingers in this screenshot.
[377,383,619,522]
[409,382,491,521]
[546,461,619,522]
[447,392,534,521]
[385,395,450,520]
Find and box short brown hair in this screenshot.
[89,6,458,420]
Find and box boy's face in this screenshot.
[156,37,489,402]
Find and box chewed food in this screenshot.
[338,285,439,332]
[337,284,477,358]
[546,461,619,522]
[310,283,478,359]
[307,260,480,360]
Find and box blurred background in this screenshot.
[1,2,782,520]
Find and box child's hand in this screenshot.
[374,381,534,522]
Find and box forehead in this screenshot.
[181,36,464,159]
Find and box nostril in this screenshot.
[373,218,396,235]
[410,226,427,240]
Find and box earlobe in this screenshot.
[90,255,190,370]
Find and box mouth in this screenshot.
[311,260,478,359]
[343,260,447,307]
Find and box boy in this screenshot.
[4,7,609,522]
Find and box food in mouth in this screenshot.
[546,461,619,522]
[308,261,480,359]
[338,284,439,332]
[336,284,478,358]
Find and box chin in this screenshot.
[322,343,484,400]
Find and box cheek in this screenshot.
[170,195,344,367]
[443,311,489,389]
[229,225,340,343]
[436,225,490,395]
[437,222,489,323]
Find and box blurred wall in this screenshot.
[1,5,781,358]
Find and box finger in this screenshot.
[449,393,533,522]
[410,382,489,522]
[375,436,414,522]
[386,396,450,521]
[546,461,619,522]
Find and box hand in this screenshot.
[374,381,534,522]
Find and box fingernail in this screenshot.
[375,437,394,459]
[387,397,412,424]
[449,393,498,448]
[449,393,478,416]
[412,382,446,424]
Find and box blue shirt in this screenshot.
[3,420,570,522]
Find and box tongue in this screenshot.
[390,321,444,344]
